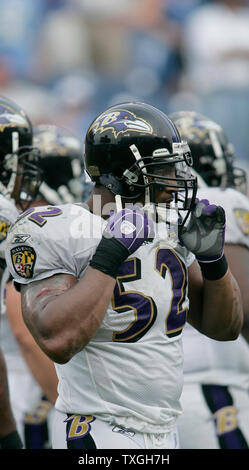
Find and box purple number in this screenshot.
[19,207,62,226]
[112,249,188,342]
[112,258,157,343]
[155,248,188,337]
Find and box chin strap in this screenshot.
[115,194,122,212]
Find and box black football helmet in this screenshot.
[32,124,85,204]
[0,95,42,209]
[170,110,247,194]
[84,101,197,225]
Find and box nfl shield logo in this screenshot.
[11,245,36,279]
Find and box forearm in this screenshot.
[22,268,116,364]
[224,244,249,343]
[197,269,243,340]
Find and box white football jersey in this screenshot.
[6,202,195,433]
[0,195,19,316]
[182,186,249,388]
[0,194,19,261]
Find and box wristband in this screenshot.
[0,430,23,449]
[198,254,228,281]
[89,236,129,279]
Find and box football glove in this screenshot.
[179,199,226,263]
[104,207,150,253]
[90,206,150,278]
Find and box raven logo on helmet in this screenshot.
[88,109,153,139]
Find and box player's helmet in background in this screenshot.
[84,101,197,225]
[32,124,90,204]
[170,110,247,194]
[0,95,42,208]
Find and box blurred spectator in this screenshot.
[97,0,185,109]
[119,0,182,95]
[37,0,135,81]
[0,62,58,125]
[182,0,249,92]
[36,2,92,82]
[0,0,52,79]
[171,0,249,174]
[51,69,100,138]
[74,0,133,77]
[167,0,208,24]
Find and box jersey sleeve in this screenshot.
[5,204,103,290]
[0,195,19,260]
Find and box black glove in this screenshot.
[179,199,226,262]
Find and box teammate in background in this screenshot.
[0,95,41,450]
[6,124,90,449]
[171,110,249,449]
[0,96,58,449]
[5,102,243,449]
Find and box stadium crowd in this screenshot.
[0,0,248,451]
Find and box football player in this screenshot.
[0,95,41,450]
[171,110,249,449]
[5,102,243,449]
[8,123,92,449]
[0,96,58,449]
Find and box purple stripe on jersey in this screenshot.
[202,385,248,449]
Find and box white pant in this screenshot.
[52,410,180,449]
[178,383,249,449]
